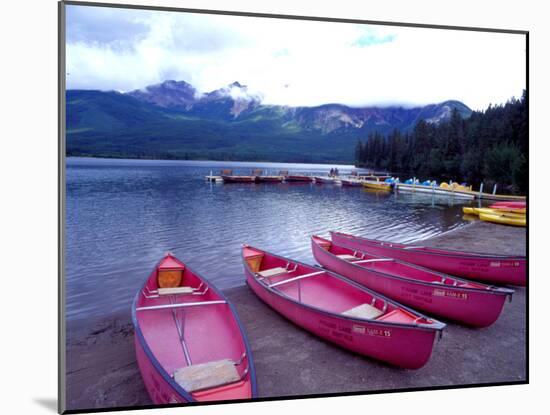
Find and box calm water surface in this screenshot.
[66,157,472,321]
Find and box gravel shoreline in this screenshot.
[65,221,526,411]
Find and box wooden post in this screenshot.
[479,182,484,196]
[493,184,498,195]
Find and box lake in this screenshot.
[65,157,472,321]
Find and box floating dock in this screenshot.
[205,175,223,182]
[396,183,526,201]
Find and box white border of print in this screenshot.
[0,0,545,414]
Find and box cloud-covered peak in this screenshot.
[127,80,198,107]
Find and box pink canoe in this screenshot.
[331,231,526,286]
[490,201,526,208]
[312,236,514,327]
[132,253,257,404]
[242,245,445,369]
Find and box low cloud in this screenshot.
[66,5,526,110]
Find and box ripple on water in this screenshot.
[65,158,470,321]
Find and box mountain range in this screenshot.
[66,80,472,163]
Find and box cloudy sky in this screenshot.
[65,5,526,111]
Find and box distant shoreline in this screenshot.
[65,155,361,169]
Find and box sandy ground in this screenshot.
[64,221,526,411]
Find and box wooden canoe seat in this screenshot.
[243,247,264,273]
[174,359,240,392]
[342,303,384,320]
[337,254,358,261]
[158,286,194,295]
[158,269,184,288]
[257,267,287,278]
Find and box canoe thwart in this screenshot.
[136,300,227,311]
[174,359,241,393]
[336,254,358,261]
[268,270,325,288]
[352,258,395,264]
[342,303,384,320]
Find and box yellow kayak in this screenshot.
[362,182,392,191]
[462,207,525,218]
[488,207,526,214]
[479,212,526,227]
[473,208,525,218]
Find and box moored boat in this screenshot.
[491,201,526,209]
[330,231,526,286]
[340,178,363,187]
[314,176,338,184]
[312,236,513,327]
[362,181,392,191]
[473,208,525,218]
[132,253,257,403]
[221,175,256,183]
[479,212,526,227]
[221,169,259,183]
[284,175,314,182]
[242,244,445,369]
[254,169,284,183]
[488,206,526,213]
[462,207,525,218]
[255,175,284,183]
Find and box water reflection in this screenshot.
[65,158,470,321]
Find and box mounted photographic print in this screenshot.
[59,1,528,413]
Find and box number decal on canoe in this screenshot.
[433,289,468,300]
[353,324,391,337]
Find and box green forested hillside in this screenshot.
[66,88,471,164]
[355,91,527,192]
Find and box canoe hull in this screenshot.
[331,232,526,286]
[132,255,257,404]
[135,333,189,404]
[312,239,511,327]
[245,270,438,369]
